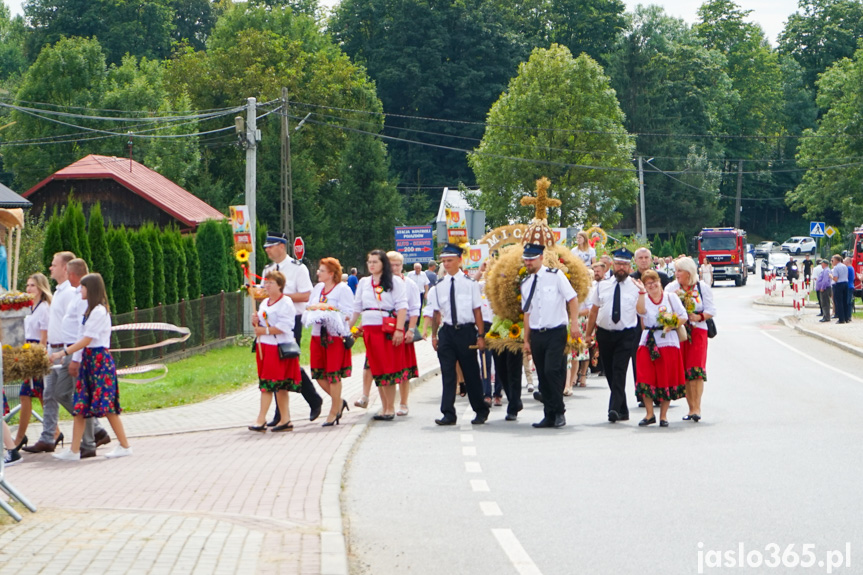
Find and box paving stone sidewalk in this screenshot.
[0,341,442,575]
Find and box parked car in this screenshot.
[746,252,755,274]
[781,236,817,255]
[761,252,791,278]
[754,241,781,258]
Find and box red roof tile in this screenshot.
[24,154,225,228]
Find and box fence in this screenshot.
[110,291,246,369]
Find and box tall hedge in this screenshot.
[256,220,269,278]
[184,234,201,299]
[162,229,180,305]
[196,219,226,296]
[73,200,91,265]
[142,224,166,305]
[172,230,188,301]
[43,207,63,272]
[88,202,114,307]
[108,226,135,314]
[128,229,154,309]
[220,220,241,289]
[60,202,79,257]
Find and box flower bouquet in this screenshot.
[2,343,52,382]
[656,310,681,338]
[303,304,350,337]
[0,291,34,312]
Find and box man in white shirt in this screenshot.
[261,232,323,423]
[520,244,580,428]
[407,262,430,309]
[25,256,108,456]
[585,248,641,423]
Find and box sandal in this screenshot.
[493,396,502,407]
[354,395,369,408]
[577,373,587,387]
[563,385,573,396]
[396,404,409,416]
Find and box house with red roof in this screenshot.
[23,155,224,231]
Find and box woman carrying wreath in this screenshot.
[349,249,407,421]
[665,257,716,422]
[633,270,687,427]
[307,258,353,427]
[249,270,302,433]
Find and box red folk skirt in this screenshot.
[310,335,353,381]
[402,340,419,379]
[256,342,302,392]
[363,324,409,387]
[635,345,686,401]
[680,326,709,381]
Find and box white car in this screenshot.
[761,252,791,278]
[781,236,816,255]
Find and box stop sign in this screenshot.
[293,237,305,261]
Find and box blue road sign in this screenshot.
[395,226,434,265]
[810,221,826,237]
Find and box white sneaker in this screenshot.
[52,449,80,461]
[104,445,133,459]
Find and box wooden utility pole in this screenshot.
[281,87,294,244]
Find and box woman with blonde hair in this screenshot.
[12,273,54,450]
[665,257,715,422]
[571,231,596,266]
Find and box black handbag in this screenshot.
[696,282,717,338]
[278,341,301,359]
[343,334,356,349]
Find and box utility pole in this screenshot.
[734,159,743,229]
[638,156,647,238]
[245,97,258,281]
[281,87,294,243]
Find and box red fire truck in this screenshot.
[695,227,748,287]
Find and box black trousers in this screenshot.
[596,327,639,418]
[531,326,568,419]
[834,282,849,322]
[492,347,523,416]
[631,325,642,400]
[438,324,489,421]
[273,315,323,422]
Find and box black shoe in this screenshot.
[80,448,97,459]
[248,424,267,432]
[638,416,656,427]
[682,415,693,421]
[819,318,830,322]
[504,413,518,421]
[435,417,457,426]
[532,418,554,428]
[94,429,111,447]
[691,414,701,422]
[471,415,488,425]
[659,420,669,427]
[309,405,322,422]
[373,413,395,421]
[608,410,619,423]
[618,415,630,421]
[533,391,543,402]
[13,435,27,451]
[272,421,294,432]
[3,449,21,467]
[553,414,566,428]
[266,419,278,427]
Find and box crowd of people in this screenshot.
[812,254,858,324]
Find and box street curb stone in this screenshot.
[318,363,441,575]
[780,315,863,360]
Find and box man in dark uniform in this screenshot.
[520,244,581,428]
[802,254,813,287]
[630,247,670,406]
[260,232,323,424]
[430,244,489,425]
[585,248,641,423]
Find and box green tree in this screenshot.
[651,234,664,258]
[0,2,27,80]
[108,226,136,314]
[142,225,166,305]
[255,220,269,278]
[73,200,91,265]
[183,234,201,299]
[128,229,154,309]
[673,231,689,256]
[87,202,114,306]
[24,0,176,65]
[169,0,221,51]
[788,46,863,228]
[195,219,226,296]
[43,207,63,272]
[60,199,80,256]
[17,210,49,288]
[162,229,180,305]
[171,229,189,301]
[220,219,241,289]
[469,44,637,228]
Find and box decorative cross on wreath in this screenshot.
[520,177,561,220]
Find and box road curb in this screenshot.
[780,316,863,360]
[318,363,441,575]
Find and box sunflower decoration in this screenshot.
[235,249,250,263]
[508,323,522,340]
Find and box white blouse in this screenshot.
[665,280,716,331]
[638,291,687,348]
[422,286,437,319]
[257,296,297,345]
[403,276,421,318]
[307,282,354,337]
[81,305,112,348]
[353,276,408,326]
[572,246,595,266]
[478,281,493,323]
[24,300,50,341]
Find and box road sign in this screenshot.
[826,226,837,238]
[395,226,434,265]
[293,237,305,261]
[810,221,826,237]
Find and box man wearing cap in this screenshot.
[429,243,489,425]
[261,232,324,422]
[584,248,641,423]
[520,244,581,428]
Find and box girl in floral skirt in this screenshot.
[52,273,132,460]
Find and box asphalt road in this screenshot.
[343,275,863,575]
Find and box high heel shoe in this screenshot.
[55,432,65,448]
[341,400,349,416]
[14,435,28,451]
